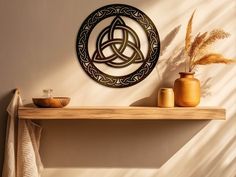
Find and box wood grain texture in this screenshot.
[18,106,226,120]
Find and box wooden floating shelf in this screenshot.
[18,106,225,120]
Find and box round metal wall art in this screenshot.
[76,4,160,88]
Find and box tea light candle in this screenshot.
[158,88,174,108]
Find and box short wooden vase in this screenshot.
[174,72,200,107]
[158,88,174,108]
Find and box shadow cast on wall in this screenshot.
[0,0,234,176]
[156,111,236,177]
[130,25,183,107]
[130,25,212,107]
[40,119,209,168]
[39,25,210,169]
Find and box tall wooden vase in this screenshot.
[174,72,200,107]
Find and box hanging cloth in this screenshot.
[2,89,43,177]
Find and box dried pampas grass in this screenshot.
[198,29,230,51]
[183,11,234,72]
[185,10,195,54]
[193,53,235,65]
[189,32,208,61]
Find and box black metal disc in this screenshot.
[76,4,160,88]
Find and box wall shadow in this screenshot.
[39,24,210,169]
[130,25,183,107]
[120,24,213,169]
[1,0,234,175]
[156,111,236,177]
[40,119,209,168]
[130,25,212,107]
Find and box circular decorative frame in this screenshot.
[76,4,160,88]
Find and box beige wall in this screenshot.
[0,0,236,177]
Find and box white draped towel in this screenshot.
[2,90,43,177]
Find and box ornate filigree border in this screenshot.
[76,4,160,88]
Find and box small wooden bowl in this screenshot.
[32,97,70,108]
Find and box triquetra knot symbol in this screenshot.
[92,16,145,68]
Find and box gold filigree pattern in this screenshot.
[76,4,160,88]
